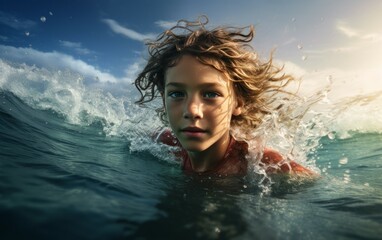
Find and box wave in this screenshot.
[326,91,382,137]
[1,57,381,160]
[0,58,162,133]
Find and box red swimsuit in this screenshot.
[181,136,249,176]
[156,130,313,176]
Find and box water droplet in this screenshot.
[243,184,247,189]
[25,31,30,36]
[214,227,221,233]
[40,16,46,22]
[291,17,296,22]
[297,44,303,50]
[339,157,348,165]
[343,172,351,183]
[327,132,335,140]
[302,55,308,61]
[49,11,53,16]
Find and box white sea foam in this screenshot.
[0,57,169,161]
[282,61,382,136]
[0,59,150,133]
[0,49,381,166]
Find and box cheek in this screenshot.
[218,97,236,125]
[165,101,181,119]
[218,97,236,115]
[164,96,173,110]
[211,104,232,125]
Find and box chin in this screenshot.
[180,142,209,153]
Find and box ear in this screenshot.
[232,98,243,116]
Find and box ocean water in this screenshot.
[1,59,382,240]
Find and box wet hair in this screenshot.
[135,16,294,129]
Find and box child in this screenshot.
[134,16,314,177]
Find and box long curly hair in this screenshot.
[135,16,294,129]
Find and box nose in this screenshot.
[183,95,203,119]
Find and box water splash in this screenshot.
[235,74,381,191]
[1,58,381,191]
[0,60,129,133]
[0,59,171,161]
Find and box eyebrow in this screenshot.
[165,82,226,88]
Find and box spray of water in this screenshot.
[1,59,381,192]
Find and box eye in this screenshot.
[168,91,185,99]
[203,91,221,99]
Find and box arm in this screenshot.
[154,129,179,146]
[261,148,316,175]
[154,129,185,162]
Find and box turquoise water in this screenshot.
[1,60,382,239]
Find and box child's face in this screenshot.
[164,55,242,152]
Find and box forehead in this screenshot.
[165,55,229,87]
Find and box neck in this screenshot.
[187,132,231,172]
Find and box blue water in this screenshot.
[1,64,382,239]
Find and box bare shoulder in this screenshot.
[262,148,317,176]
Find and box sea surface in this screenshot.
[1,59,382,239]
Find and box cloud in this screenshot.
[280,38,298,47]
[336,21,358,38]
[59,40,82,48]
[304,21,382,57]
[0,44,118,83]
[59,40,95,55]
[155,20,178,29]
[123,58,146,82]
[102,19,156,42]
[0,11,36,30]
[282,60,382,100]
[336,20,382,43]
[361,33,382,43]
[279,60,307,78]
[304,46,358,55]
[0,35,8,41]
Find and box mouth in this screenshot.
[181,126,206,132]
[180,126,206,137]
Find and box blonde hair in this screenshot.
[135,16,294,129]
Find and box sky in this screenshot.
[1,0,382,99]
